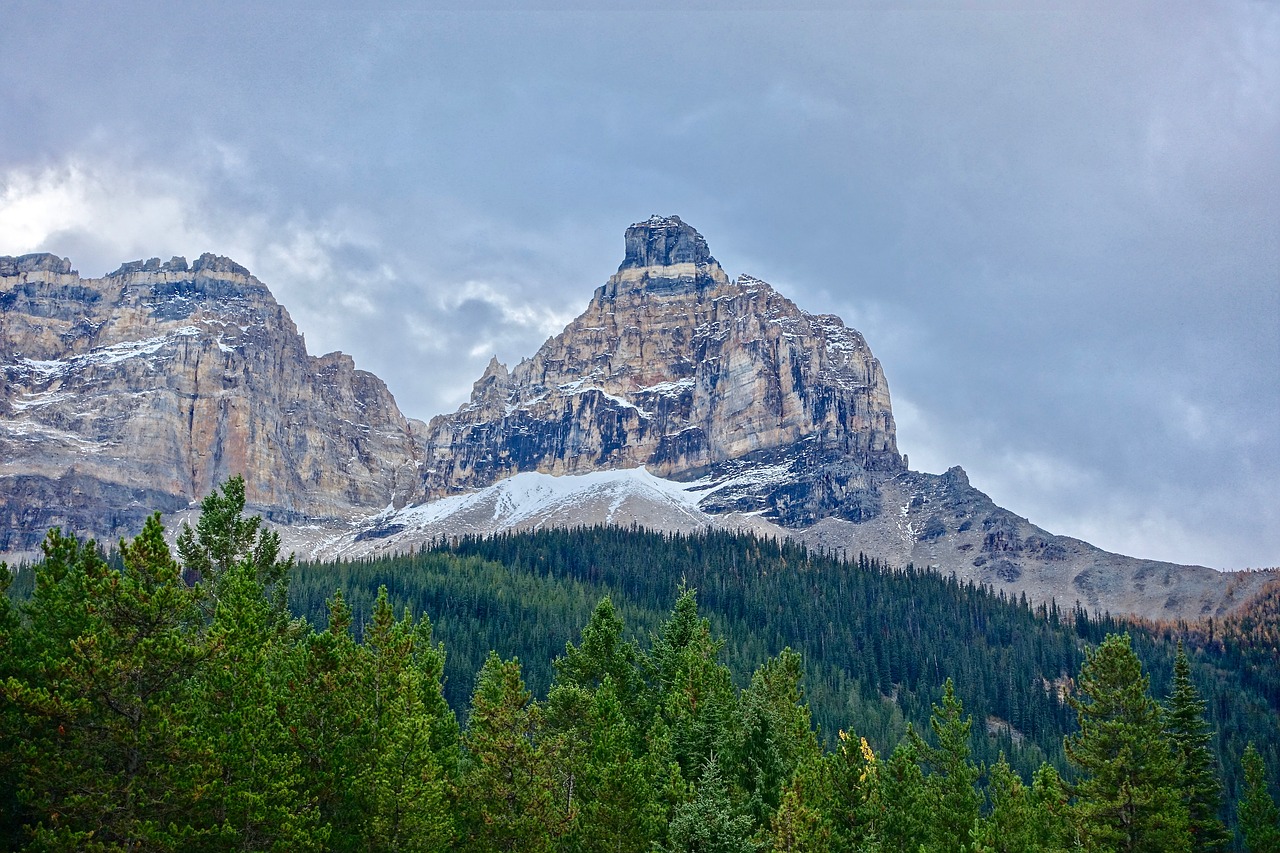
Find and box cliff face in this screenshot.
[419,215,902,525]
[0,252,421,555]
[3,222,1269,622]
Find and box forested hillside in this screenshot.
[4,479,1280,851]
[293,527,1280,790]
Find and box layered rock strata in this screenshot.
[418,215,901,524]
[1,252,421,556]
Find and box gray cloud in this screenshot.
[1,1,1276,568]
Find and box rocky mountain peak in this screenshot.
[419,216,902,520]
[1,252,423,558]
[620,214,716,270]
[600,215,730,298]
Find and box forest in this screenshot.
[3,475,1280,852]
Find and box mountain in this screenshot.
[1,220,1270,620]
[0,252,422,558]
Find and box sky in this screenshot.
[1,1,1276,569]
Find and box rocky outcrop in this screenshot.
[419,215,902,526]
[1,252,421,557]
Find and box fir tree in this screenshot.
[1165,642,1229,852]
[1239,744,1280,853]
[458,653,557,853]
[913,678,982,852]
[661,756,760,853]
[1066,633,1191,853]
[880,729,930,852]
[6,520,212,851]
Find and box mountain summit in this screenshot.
[417,216,901,527]
[1,220,1270,620]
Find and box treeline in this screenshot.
[2,480,1280,851]
[292,526,1280,794]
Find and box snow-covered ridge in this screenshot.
[384,467,714,530]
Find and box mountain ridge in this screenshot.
[2,219,1272,620]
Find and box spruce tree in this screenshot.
[1165,642,1229,852]
[661,756,760,853]
[7,520,211,851]
[1239,744,1280,853]
[1066,633,1191,853]
[458,653,557,853]
[880,729,930,851]
[913,678,982,852]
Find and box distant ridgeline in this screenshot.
[5,484,1280,850]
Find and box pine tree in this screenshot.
[973,754,1073,853]
[826,728,882,851]
[1066,633,1191,853]
[564,679,665,853]
[769,782,832,853]
[1165,642,1229,852]
[555,596,650,734]
[647,588,739,786]
[180,482,324,850]
[361,588,455,852]
[736,649,820,824]
[7,520,212,851]
[1239,744,1280,853]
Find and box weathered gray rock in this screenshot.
[418,216,901,523]
[1,252,422,557]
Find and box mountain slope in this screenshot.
[0,252,421,558]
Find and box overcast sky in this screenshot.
[1,1,1276,569]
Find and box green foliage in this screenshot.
[6,505,1280,851]
[1166,642,1230,852]
[973,754,1072,853]
[4,520,211,851]
[1239,744,1280,853]
[457,653,558,852]
[913,677,982,851]
[1066,633,1191,852]
[661,756,761,853]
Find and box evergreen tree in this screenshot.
[973,754,1072,853]
[1239,744,1280,853]
[178,480,324,850]
[1066,633,1191,853]
[191,551,324,850]
[1165,642,1229,852]
[661,756,760,853]
[648,588,739,786]
[563,679,665,853]
[736,649,820,825]
[826,729,882,851]
[555,596,650,734]
[6,520,211,851]
[912,678,982,852]
[361,588,455,852]
[880,729,930,852]
[458,653,557,853]
[177,474,293,624]
[0,559,24,848]
[282,591,370,850]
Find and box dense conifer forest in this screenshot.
[3,477,1280,851]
